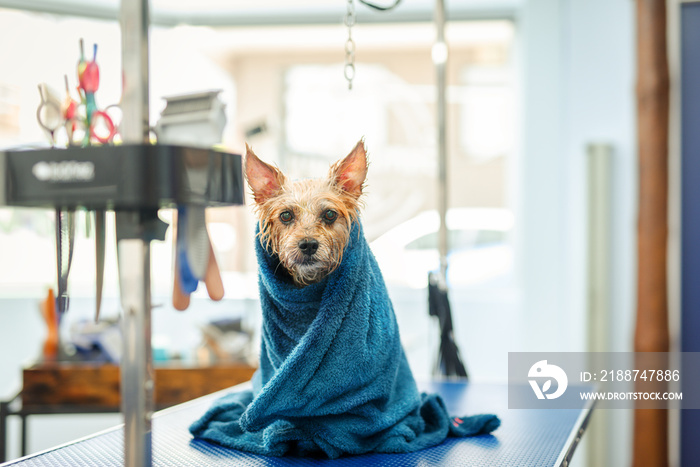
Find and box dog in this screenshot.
[244,140,368,286]
[190,139,500,456]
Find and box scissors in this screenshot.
[72,40,119,146]
[36,84,63,146]
[37,81,118,147]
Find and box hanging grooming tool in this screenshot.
[175,206,200,294]
[173,207,195,310]
[85,208,93,237]
[173,234,224,306]
[55,208,75,314]
[428,0,467,378]
[204,241,224,301]
[185,205,209,280]
[172,206,224,311]
[172,253,191,311]
[154,90,228,312]
[94,209,106,322]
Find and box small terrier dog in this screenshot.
[244,140,368,286]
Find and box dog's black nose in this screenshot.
[298,238,319,256]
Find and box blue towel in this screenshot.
[189,221,500,458]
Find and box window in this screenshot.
[0,11,518,380]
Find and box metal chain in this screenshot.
[344,0,356,90]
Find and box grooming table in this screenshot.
[0,381,593,467]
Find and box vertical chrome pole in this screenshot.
[117,237,153,467]
[433,0,449,287]
[121,0,151,144]
[118,1,153,466]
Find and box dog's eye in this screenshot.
[323,210,338,223]
[280,211,294,224]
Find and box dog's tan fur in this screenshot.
[244,140,368,286]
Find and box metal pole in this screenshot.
[121,0,151,144]
[117,237,154,467]
[433,0,448,287]
[118,1,153,466]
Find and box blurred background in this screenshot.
[0,0,684,465]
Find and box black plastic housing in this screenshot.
[0,144,244,210]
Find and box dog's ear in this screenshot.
[329,139,368,199]
[244,143,286,205]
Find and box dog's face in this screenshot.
[244,140,368,286]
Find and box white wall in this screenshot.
[518,0,635,353]
[518,0,636,466]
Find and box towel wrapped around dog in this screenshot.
[189,221,500,458]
